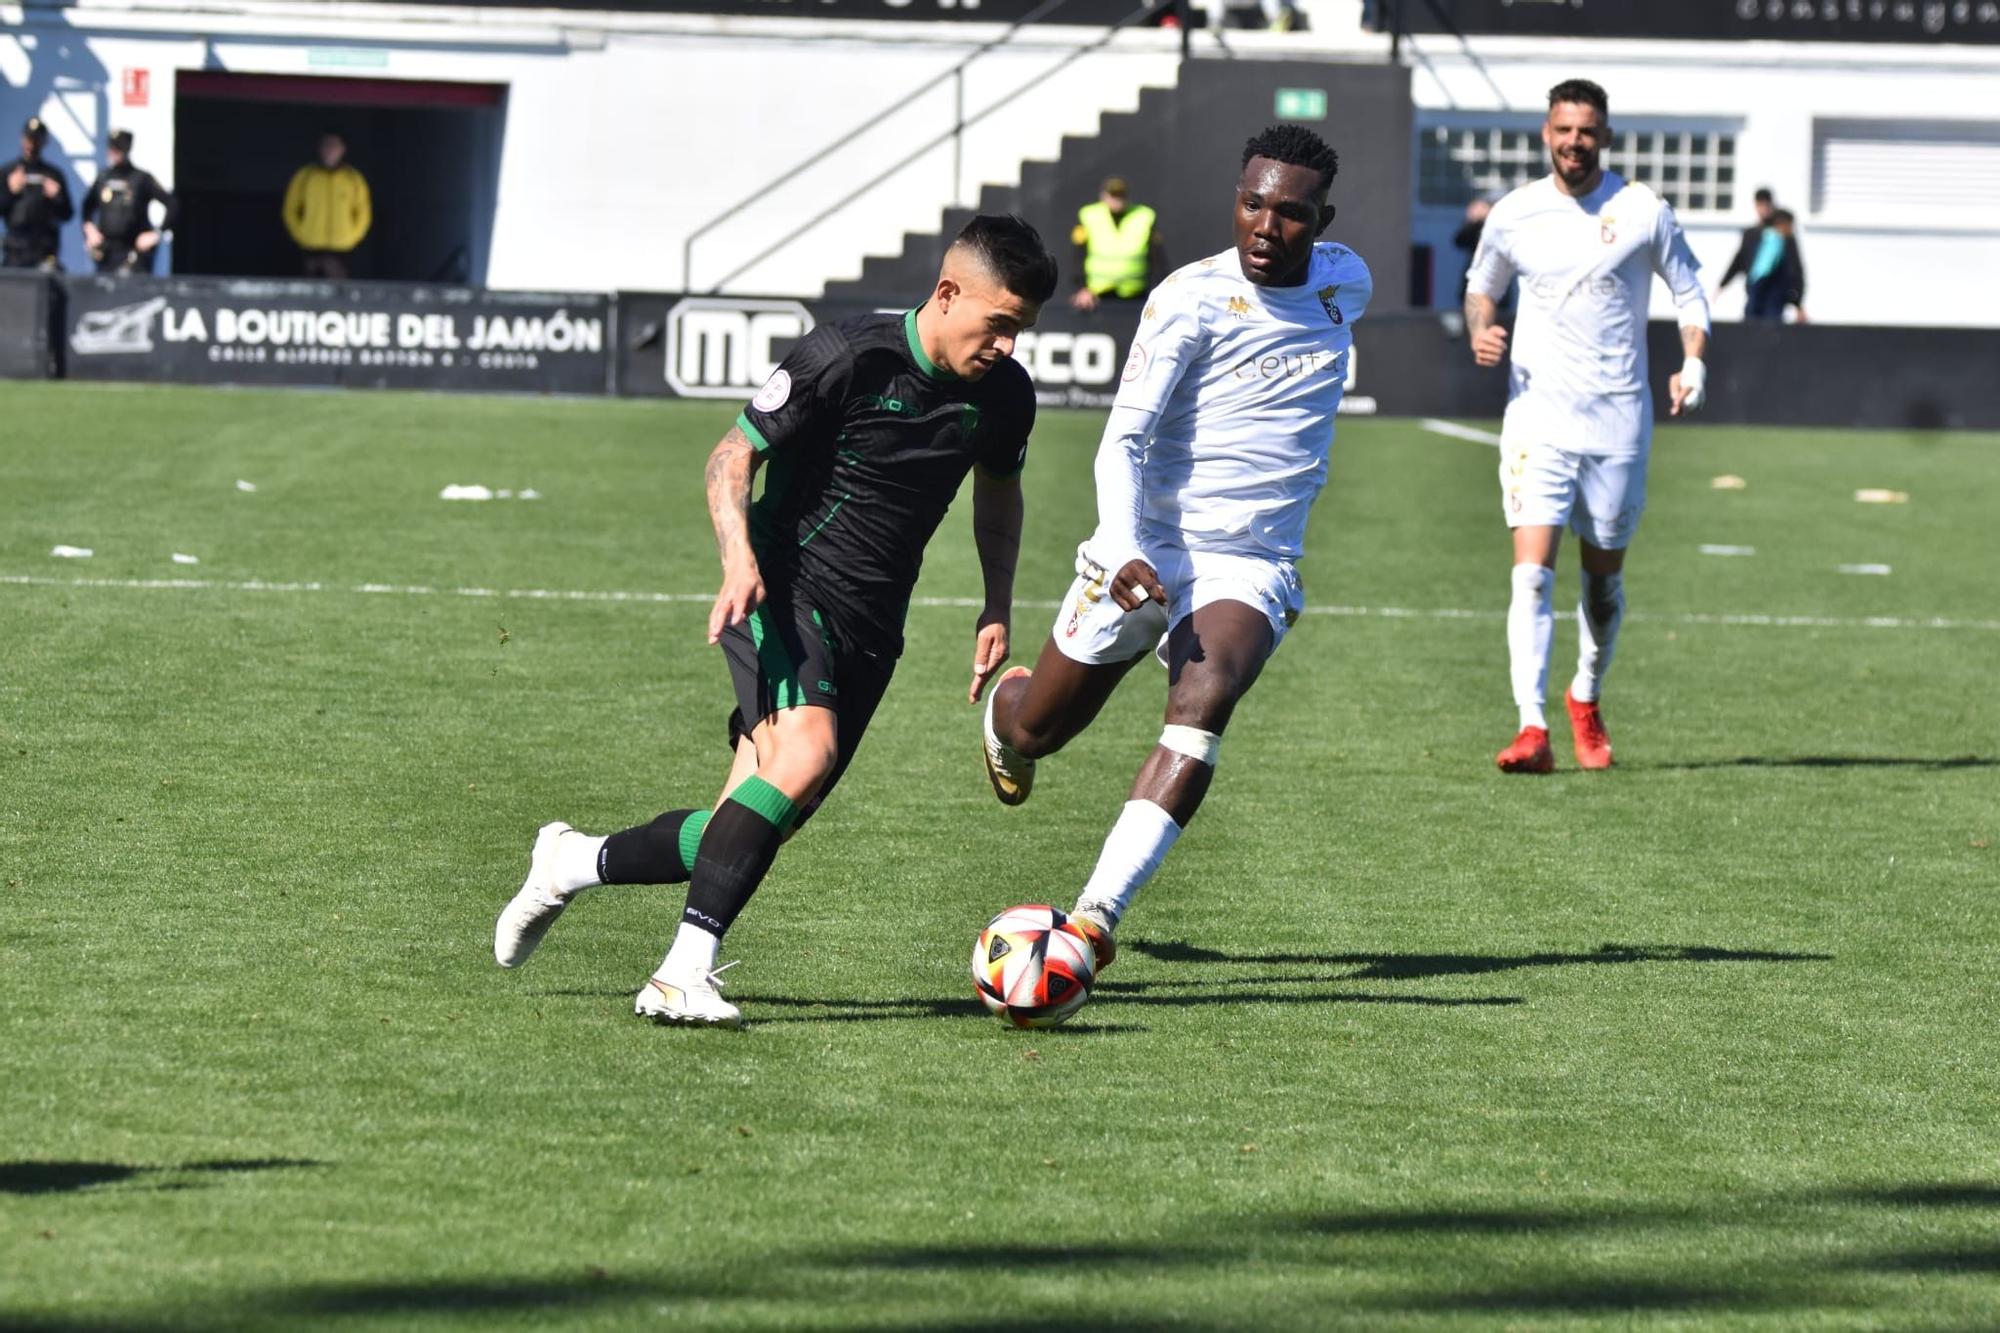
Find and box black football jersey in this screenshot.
[736,307,1035,655]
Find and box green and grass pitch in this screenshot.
[2,382,1996,1329]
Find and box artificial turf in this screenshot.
[2,382,1995,1329]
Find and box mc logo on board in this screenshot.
[665,297,814,400]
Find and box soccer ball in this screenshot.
[971,904,1097,1028]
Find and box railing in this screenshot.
[681,0,1187,296]
[1384,0,1510,109]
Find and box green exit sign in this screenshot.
[1274,87,1327,121]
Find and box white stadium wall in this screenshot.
[6,4,1997,325]
[1398,33,2000,328]
[0,3,1180,295]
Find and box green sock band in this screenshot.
[729,775,799,833]
[678,808,711,873]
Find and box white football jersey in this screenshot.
[1090,242,1372,562]
[1467,171,1708,454]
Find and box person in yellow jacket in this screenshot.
[283,131,371,279]
[1068,176,1162,311]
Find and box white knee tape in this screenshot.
[1159,724,1221,766]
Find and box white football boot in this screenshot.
[635,960,743,1029]
[981,665,1037,806]
[493,821,591,968]
[1069,903,1118,972]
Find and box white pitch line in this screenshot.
[1419,418,1503,447]
[5,572,1998,633]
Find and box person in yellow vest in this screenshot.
[1069,176,1161,311]
[283,130,371,280]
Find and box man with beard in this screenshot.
[1463,78,1713,774]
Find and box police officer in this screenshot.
[1,117,74,270]
[83,130,177,275]
[1068,175,1161,312]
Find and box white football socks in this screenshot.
[660,922,721,978]
[550,829,607,895]
[1074,799,1184,929]
[1508,562,1555,730]
[1572,569,1625,704]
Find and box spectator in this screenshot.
[283,130,371,279]
[1,116,75,271]
[82,129,178,275]
[1747,209,1807,322]
[1717,186,1776,295]
[1069,176,1162,312]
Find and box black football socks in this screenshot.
[598,808,710,885]
[680,776,798,938]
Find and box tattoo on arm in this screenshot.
[705,426,761,566]
[1464,293,1497,337]
[1680,325,1709,362]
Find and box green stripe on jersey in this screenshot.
[735,411,773,452]
[903,308,956,381]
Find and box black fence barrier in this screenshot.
[0,271,58,380]
[617,290,2000,432]
[616,291,1150,413]
[19,276,2000,430]
[62,276,614,395]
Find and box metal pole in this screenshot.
[954,67,965,206]
[1177,0,1191,60]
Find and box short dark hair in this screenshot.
[1772,209,1795,225]
[1547,78,1609,116]
[1241,124,1339,197]
[952,214,1058,305]
[1754,187,1774,204]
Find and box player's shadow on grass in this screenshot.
[1649,754,1995,771]
[1122,940,1831,983]
[0,1158,320,1196]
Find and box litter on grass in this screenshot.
[172,553,200,565]
[1699,544,1756,556]
[236,479,258,492]
[1838,564,1892,576]
[440,485,541,502]
[50,545,93,559]
[1711,475,1748,490]
[1855,489,1909,504]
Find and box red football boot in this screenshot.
[1496,725,1555,774]
[1566,690,1614,770]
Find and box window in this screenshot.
[1813,119,2000,217]
[1418,122,1738,214]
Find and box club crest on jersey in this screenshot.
[1600,214,1617,245]
[1316,285,1344,326]
[1226,296,1252,319]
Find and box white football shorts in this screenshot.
[1050,542,1305,666]
[1499,442,1650,551]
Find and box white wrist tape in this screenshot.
[1159,724,1221,766]
[1679,356,1707,410]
